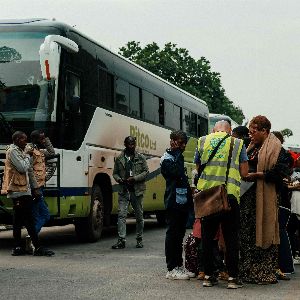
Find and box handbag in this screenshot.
[194,135,234,219]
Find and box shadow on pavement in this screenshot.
[0,217,165,250]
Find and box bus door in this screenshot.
[61,70,83,150]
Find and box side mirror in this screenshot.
[39,35,79,81]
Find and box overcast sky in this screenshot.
[2,0,300,144]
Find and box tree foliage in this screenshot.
[119,41,244,124]
[281,128,293,138]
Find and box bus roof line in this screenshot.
[0,18,208,110]
[69,28,208,108]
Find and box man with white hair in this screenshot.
[194,121,248,289]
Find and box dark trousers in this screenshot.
[165,208,188,271]
[13,196,39,249]
[201,197,240,278]
[278,206,294,273]
[287,213,300,258]
[197,239,225,273]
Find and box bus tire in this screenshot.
[155,210,166,226]
[75,184,104,242]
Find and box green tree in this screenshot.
[281,128,293,138]
[119,41,244,124]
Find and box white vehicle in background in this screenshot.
[209,113,239,132]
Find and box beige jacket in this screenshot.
[1,145,37,194]
[26,138,55,188]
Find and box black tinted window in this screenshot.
[198,115,208,136]
[142,90,159,123]
[98,68,114,108]
[182,109,197,136]
[164,100,181,130]
[116,79,129,113]
[129,85,140,117]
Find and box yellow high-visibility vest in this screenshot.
[196,132,244,202]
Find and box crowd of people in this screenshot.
[1,114,300,291]
[160,115,300,289]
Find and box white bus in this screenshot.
[0,19,209,241]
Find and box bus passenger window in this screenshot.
[116,78,129,113]
[182,109,197,137]
[129,85,140,118]
[198,115,208,136]
[98,68,114,109]
[65,72,80,112]
[142,90,159,124]
[164,100,180,130]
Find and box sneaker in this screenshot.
[293,257,300,265]
[166,270,174,279]
[197,271,205,280]
[166,267,189,280]
[227,277,243,289]
[203,275,218,287]
[179,266,196,278]
[136,239,143,248]
[11,247,26,256]
[112,239,125,249]
[33,246,55,257]
[218,271,229,281]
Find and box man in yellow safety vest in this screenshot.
[194,121,248,289]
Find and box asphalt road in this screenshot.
[0,219,299,300]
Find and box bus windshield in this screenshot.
[0,32,55,123]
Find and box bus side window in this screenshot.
[98,68,114,109]
[164,100,180,130]
[142,90,159,124]
[65,72,81,113]
[198,115,208,136]
[129,84,140,118]
[116,78,129,113]
[182,109,197,137]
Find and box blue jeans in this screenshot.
[32,190,50,234]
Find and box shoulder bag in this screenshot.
[193,135,234,219]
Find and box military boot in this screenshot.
[136,238,143,248]
[112,238,125,249]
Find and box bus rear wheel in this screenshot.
[75,184,104,242]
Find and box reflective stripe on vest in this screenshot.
[197,132,243,201]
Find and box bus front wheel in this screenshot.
[75,184,104,242]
